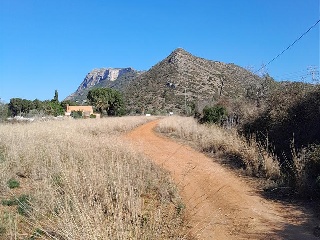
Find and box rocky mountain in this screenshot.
[124,48,271,115]
[66,48,284,116]
[65,67,141,102]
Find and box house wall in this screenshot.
[66,105,94,115]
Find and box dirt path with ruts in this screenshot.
[125,120,318,239]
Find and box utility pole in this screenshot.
[307,66,319,83]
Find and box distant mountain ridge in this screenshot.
[65,48,278,115]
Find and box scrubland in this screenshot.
[157,116,280,180]
[0,117,187,239]
[157,116,320,202]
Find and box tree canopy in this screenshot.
[53,89,59,102]
[7,91,65,117]
[201,105,227,124]
[8,98,34,116]
[0,99,8,121]
[87,88,125,116]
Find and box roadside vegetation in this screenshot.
[242,84,320,198]
[157,83,320,201]
[0,116,187,239]
[157,116,280,180]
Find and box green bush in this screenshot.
[2,198,18,206]
[2,194,32,216]
[7,178,20,189]
[17,194,31,216]
[201,105,227,124]
[0,100,8,121]
[305,144,320,196]
[0,146,6,163]
[70,110,83,119]
[28,228,45,239]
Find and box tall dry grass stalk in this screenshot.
[157,116,280,180]
[0,116,186,239]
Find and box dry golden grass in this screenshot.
[157,116,280,180]
[0,116,187,239]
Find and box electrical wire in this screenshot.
[255,19,320,74]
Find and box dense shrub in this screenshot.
[87,88,125,116]
[71,110,83,119]
[304,144,320,196]
[7,178,20,189]
[242,86,320,197]
[0,101,8,121]
[201,105,227,124]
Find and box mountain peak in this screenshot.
[164,48,194,67]
[172,47,188,53]
[123,49,265,114]
[169,48,191,57]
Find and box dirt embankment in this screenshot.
[125,120,319,239]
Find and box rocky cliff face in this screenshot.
[76,68,133,92]
[65,67,138,101]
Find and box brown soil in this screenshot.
[125,120,319,240]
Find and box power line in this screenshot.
[255,19,320,73]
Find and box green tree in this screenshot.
[60,100,79,110]
[42,100,64,117]
[53,90,59,102]
[70,110,83,119]
[87,88,125,116]
[8,98,34,116]
[8,98,22,116]
[8,96,65,117]
[33,99,43,110]
[0,99,8,121]
[201,105,227,124]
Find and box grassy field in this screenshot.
[0,117,187,239]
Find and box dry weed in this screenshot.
[157,116,280,179]
[0,116,186,239]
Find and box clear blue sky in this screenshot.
[0,0,319,103]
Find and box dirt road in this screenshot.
[125,120,318,239]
